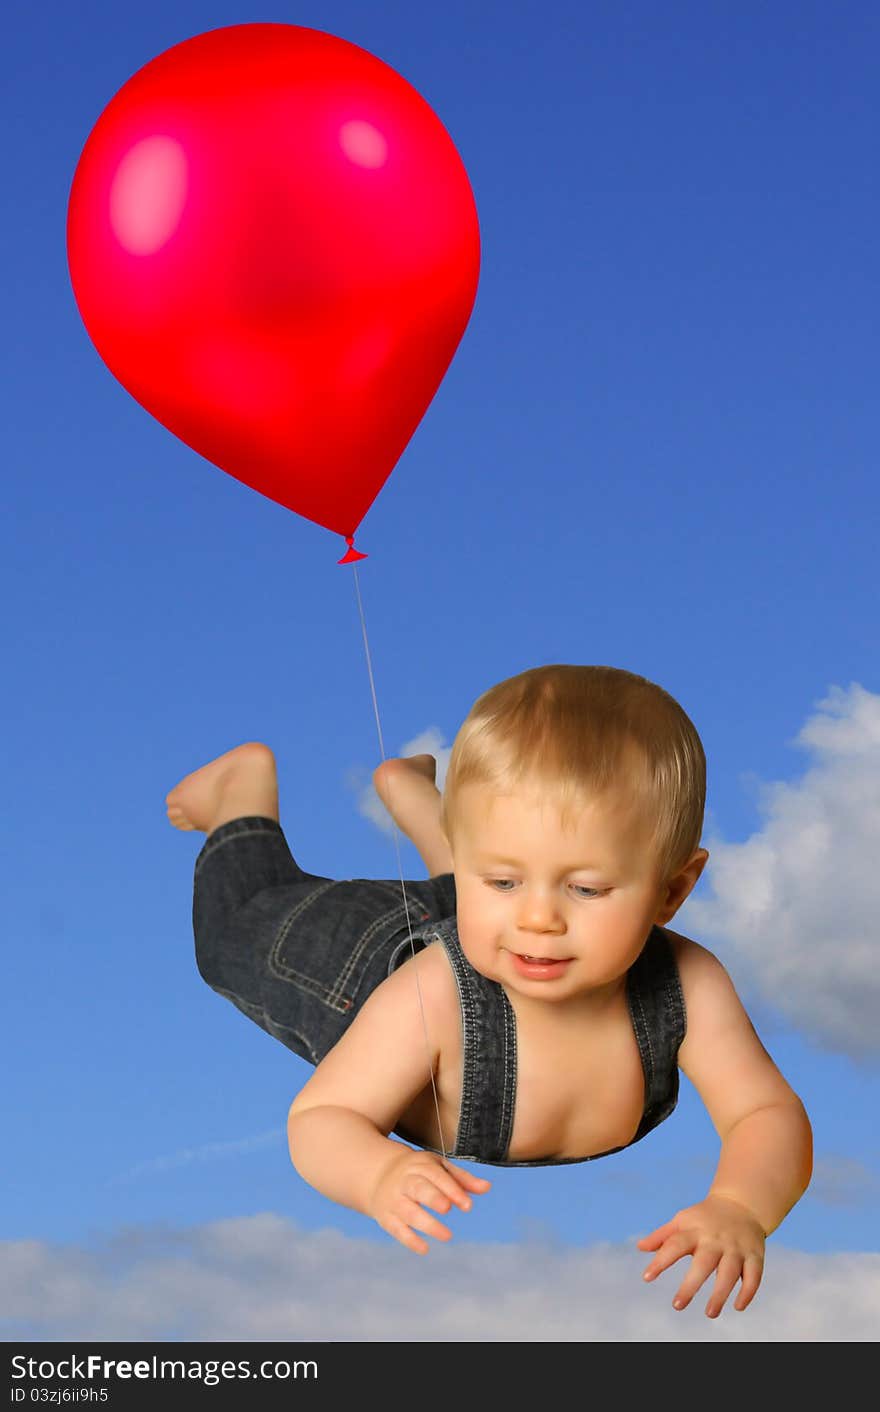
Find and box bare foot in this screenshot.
[374,754,437,790]
[165,742,279,836]
[373,755,454,876]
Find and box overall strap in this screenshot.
[625,925,686,1142]
[425,918,516,1163]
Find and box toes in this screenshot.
[166,803,194,830]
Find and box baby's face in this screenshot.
[450,783,666,1009]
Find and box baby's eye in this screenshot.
[486,880,601,899]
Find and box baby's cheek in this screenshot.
[454,893,482,938]
[455,918,479,960]
[456,916,498,971]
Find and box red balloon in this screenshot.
[66,23,480,551]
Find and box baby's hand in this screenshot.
[368,1147,491,1254]
[637,1194,765,1317]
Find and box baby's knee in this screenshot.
[193,924,226,991]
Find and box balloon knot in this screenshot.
[337,534,368,565]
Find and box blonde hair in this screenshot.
[439,664,706,884]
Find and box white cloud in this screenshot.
[1,1217,877,1341]
[682,681,880,1056]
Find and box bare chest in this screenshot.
[397,990,646,1164]
[507,1001,646,1160]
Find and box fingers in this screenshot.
[638,1201,766,1316]
[683,1250,764,1316]
[425,1164,491,1213]
[704,1253,746,1318]
[407,1169,470,1217]
[384,1208,445,1255]
[733,1254,764,1311]
[440,1161,492,1198]
[382,1160,491,1255]
[670,1245,724,1311]
[402,1194,456,1249]
[643,1244,765,1316]
[641,1231,695,1283]
[636,1220,676,1251]
[381,1184,455,1255]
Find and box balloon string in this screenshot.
[349,559,450,1165]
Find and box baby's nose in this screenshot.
[517,896,565,927]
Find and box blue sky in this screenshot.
[2,0,878,1340]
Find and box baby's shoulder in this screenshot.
[390,937,461,1049]
[660,924,765,1066]
[658,927,801,1133]
[659,926,735,1015]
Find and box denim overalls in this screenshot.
[192,815,686,1168]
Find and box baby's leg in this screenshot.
[168,741,302,999]
[172,745,455,1071]
[373,756,454,877]
[172,743,337,1063]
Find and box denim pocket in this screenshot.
[268,879,423,1016]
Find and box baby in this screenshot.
[167,664,812,1319]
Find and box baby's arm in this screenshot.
[286,946,490,1252]
[637,933,812,1317]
